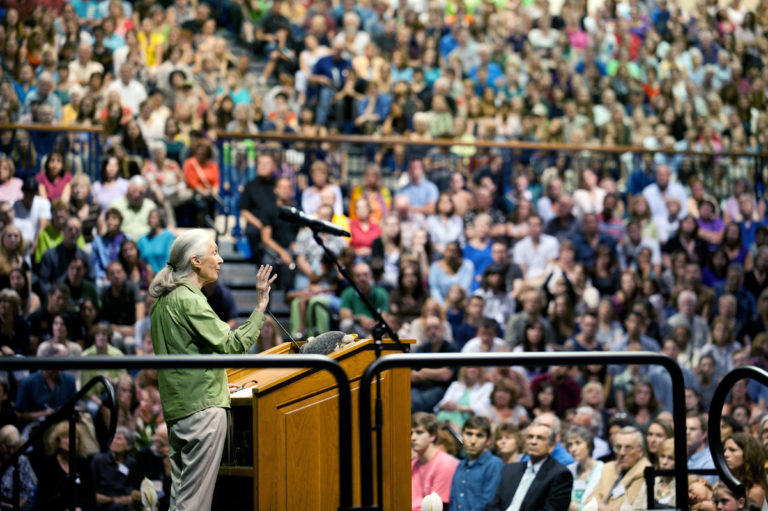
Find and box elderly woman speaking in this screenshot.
[148,229,276,511]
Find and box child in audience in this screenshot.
[449,415,503,511]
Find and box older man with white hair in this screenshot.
[23,72,62,120]
[525,412,575,466]
[106,63,148,116]
[68,42,104,87]
[586,426,650,510]
[663,289,709,353]
[487,420,573,511]
[110,176,155,240]
[572,406,611,459]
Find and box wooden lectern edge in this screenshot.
[227,338,415,403]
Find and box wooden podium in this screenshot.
[223,338,413,510]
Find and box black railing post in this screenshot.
[706,366,768,494]
[68,413,78,511]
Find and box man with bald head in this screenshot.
[586,426,650,509]
[487,421,573,511]
[339,262,389,337]
[69,42,104,87]
[23,72,62,119]
[111,176,155,240]
[642,163,688,220]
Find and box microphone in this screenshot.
[277,206,350,238]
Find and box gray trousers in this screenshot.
[168,406,227,511]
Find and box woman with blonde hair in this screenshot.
[0,424,36,508]
[0,224,26,289]
[36,421,94,510]
[631,438,676,508]
[0,156,21,203]
[436,367,493,431]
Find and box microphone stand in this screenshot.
[312,229,406,510]
[311,230,405,355]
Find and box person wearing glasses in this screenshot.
[585,426,651,509]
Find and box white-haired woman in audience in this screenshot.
[565,425,604,511]
[0,424,36,509]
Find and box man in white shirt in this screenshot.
[68,42,104,87]
[105,63,147,116]
[513,215,559,282]
[642,163,688,220]
[13,177,51,253]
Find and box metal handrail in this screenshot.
[706,365,768,497]
[2,122,766,158]
[355,352,690,511]
[0,355,354,511]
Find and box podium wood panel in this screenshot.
[224,338,412,510]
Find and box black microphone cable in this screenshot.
[266,306,302,352]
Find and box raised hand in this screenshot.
[256,264,277,312]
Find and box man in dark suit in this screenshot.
[487,421,573,511]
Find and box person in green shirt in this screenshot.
[339,261,389,337]
[149,229,276,511]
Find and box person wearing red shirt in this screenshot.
[182,141,220,226]
[349,197,381,257]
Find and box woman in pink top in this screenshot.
[349,197,381,258]
[36,152,72,203]
[0,157,22,203]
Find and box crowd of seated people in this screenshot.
[0,0,767,509]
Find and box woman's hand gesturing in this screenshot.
[256,264,278,313]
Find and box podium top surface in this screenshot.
[227,338,413,403]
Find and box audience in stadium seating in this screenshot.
[2,1,768,508]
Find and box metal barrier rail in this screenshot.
[355,352,690,511]
[0,354,354,511]
[707,365,768,497]
[2,123,766,203]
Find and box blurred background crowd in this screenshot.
[0,0,768,509]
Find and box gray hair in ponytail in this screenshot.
[148,229,212,298]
